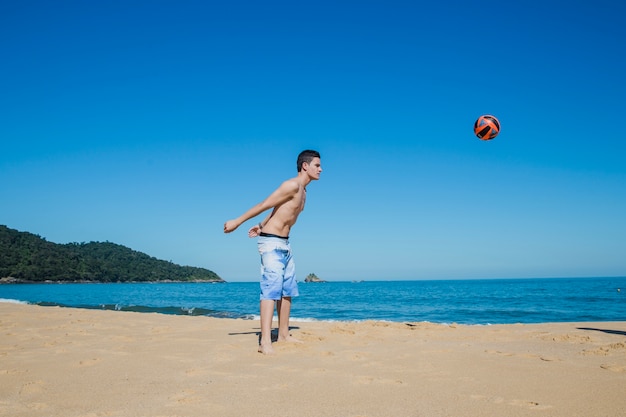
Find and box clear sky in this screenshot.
[2,0,625,282]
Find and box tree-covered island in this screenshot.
[0,225,224,283]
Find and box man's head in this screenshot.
[297,150,321,172]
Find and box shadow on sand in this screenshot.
[228,326,302,343]
[577,327,626,337]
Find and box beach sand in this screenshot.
[1,303,625,417]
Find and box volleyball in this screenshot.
[474,115,500,140]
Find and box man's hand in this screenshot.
[248,224,261,238]
[223,220,239,233]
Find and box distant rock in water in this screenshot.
[304,273,326,283]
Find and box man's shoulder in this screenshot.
[279,178,301,192]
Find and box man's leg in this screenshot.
[277,296,301,343]
[259,299,275,354]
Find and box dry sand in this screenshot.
[1,302,625,417]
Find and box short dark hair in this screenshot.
[297,150,320,172]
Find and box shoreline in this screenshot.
[1,299,622,326]
[2,303,625,417]
[0,299,623,326]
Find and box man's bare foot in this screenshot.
[277,334,303,344]
[258,343,274,355]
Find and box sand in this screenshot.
[1,302,625,417]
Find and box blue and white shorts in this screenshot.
[257,235,299,300]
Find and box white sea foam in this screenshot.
[0,298,28,304]
[248,315,384,323]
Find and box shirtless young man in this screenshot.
[224,150,322,354]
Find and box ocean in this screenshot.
[1,277,625,325]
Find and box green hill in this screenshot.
[0,225,224,283]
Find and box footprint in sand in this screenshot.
[150,326,172,334]
[471,395,552,410]
[485,349,514,357]
[354,375,404,385]
[583,342,626,356]
[509,399,553,410]
[470,395,505,404]
[0,369,25,375]
[350,352,368,361]
[484,350,561,362]
[543,333,593,343]
[185,368,206,376]
[600,364,626,373]
[299,331,325,342]
[330,325,355,335]
[19,380,46,395]
[170,389,202,404]
[77,358,102,367]
[538,355,560,362]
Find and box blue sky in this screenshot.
[2,0,625,281]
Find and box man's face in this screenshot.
[304,157,322,180]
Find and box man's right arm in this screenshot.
[223,179,299,234]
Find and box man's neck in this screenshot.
[297,172,312,188]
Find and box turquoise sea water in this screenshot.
[1,277,625,325]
